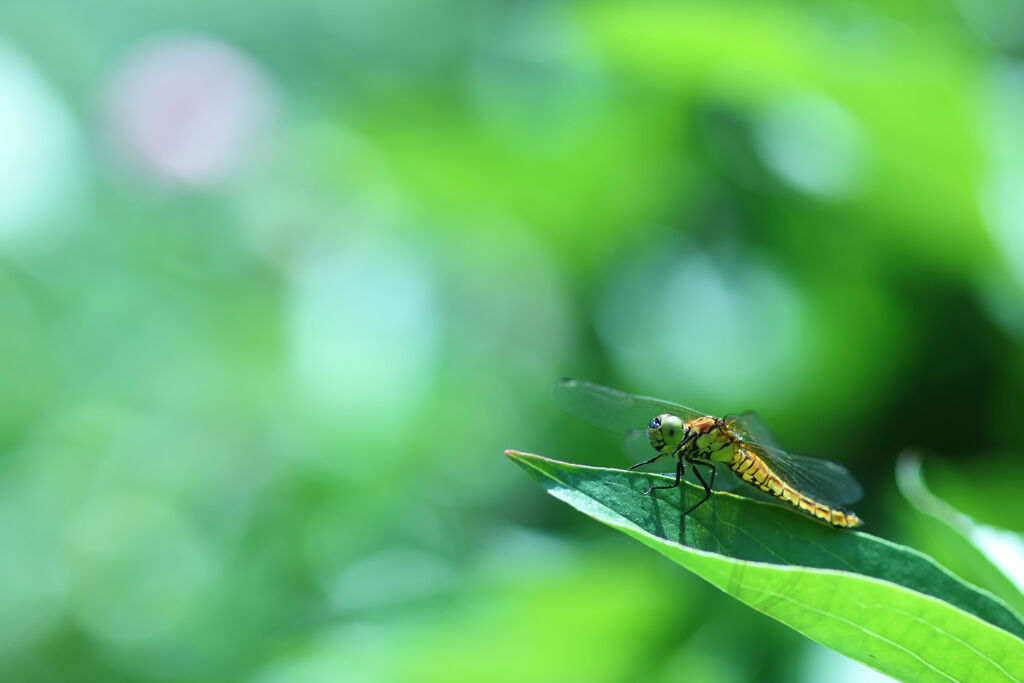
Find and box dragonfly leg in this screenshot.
[680,461,716,519]
[628,452,665,471]
[631,431,696,472]
[642,459,683,495]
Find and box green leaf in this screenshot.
[507,450,1024,683]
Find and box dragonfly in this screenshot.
[553,379,863,528]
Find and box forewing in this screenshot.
[553,379,704,434]
[740,441,864,506]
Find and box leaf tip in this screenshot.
[504,449,545,465]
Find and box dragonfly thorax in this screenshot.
[648,413,690,453]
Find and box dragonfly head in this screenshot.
[648,413,688,453]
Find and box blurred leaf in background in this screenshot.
[1,0,1023,681]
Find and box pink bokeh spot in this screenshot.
[106,33,274,187]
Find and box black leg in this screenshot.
[628,452,665,471]
[630,432,696,471]
[643,459,684,495]
[680,461,716,519]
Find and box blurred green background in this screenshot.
[1,1,1023,681]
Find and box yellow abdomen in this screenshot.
[729,446,862,528]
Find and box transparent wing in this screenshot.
[724,412,862,505]
[724,412,781,450]
[622,429,656,461]
[739,441,864,506]
[553,379,705,434]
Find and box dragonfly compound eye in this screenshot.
[653,414,686,449]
